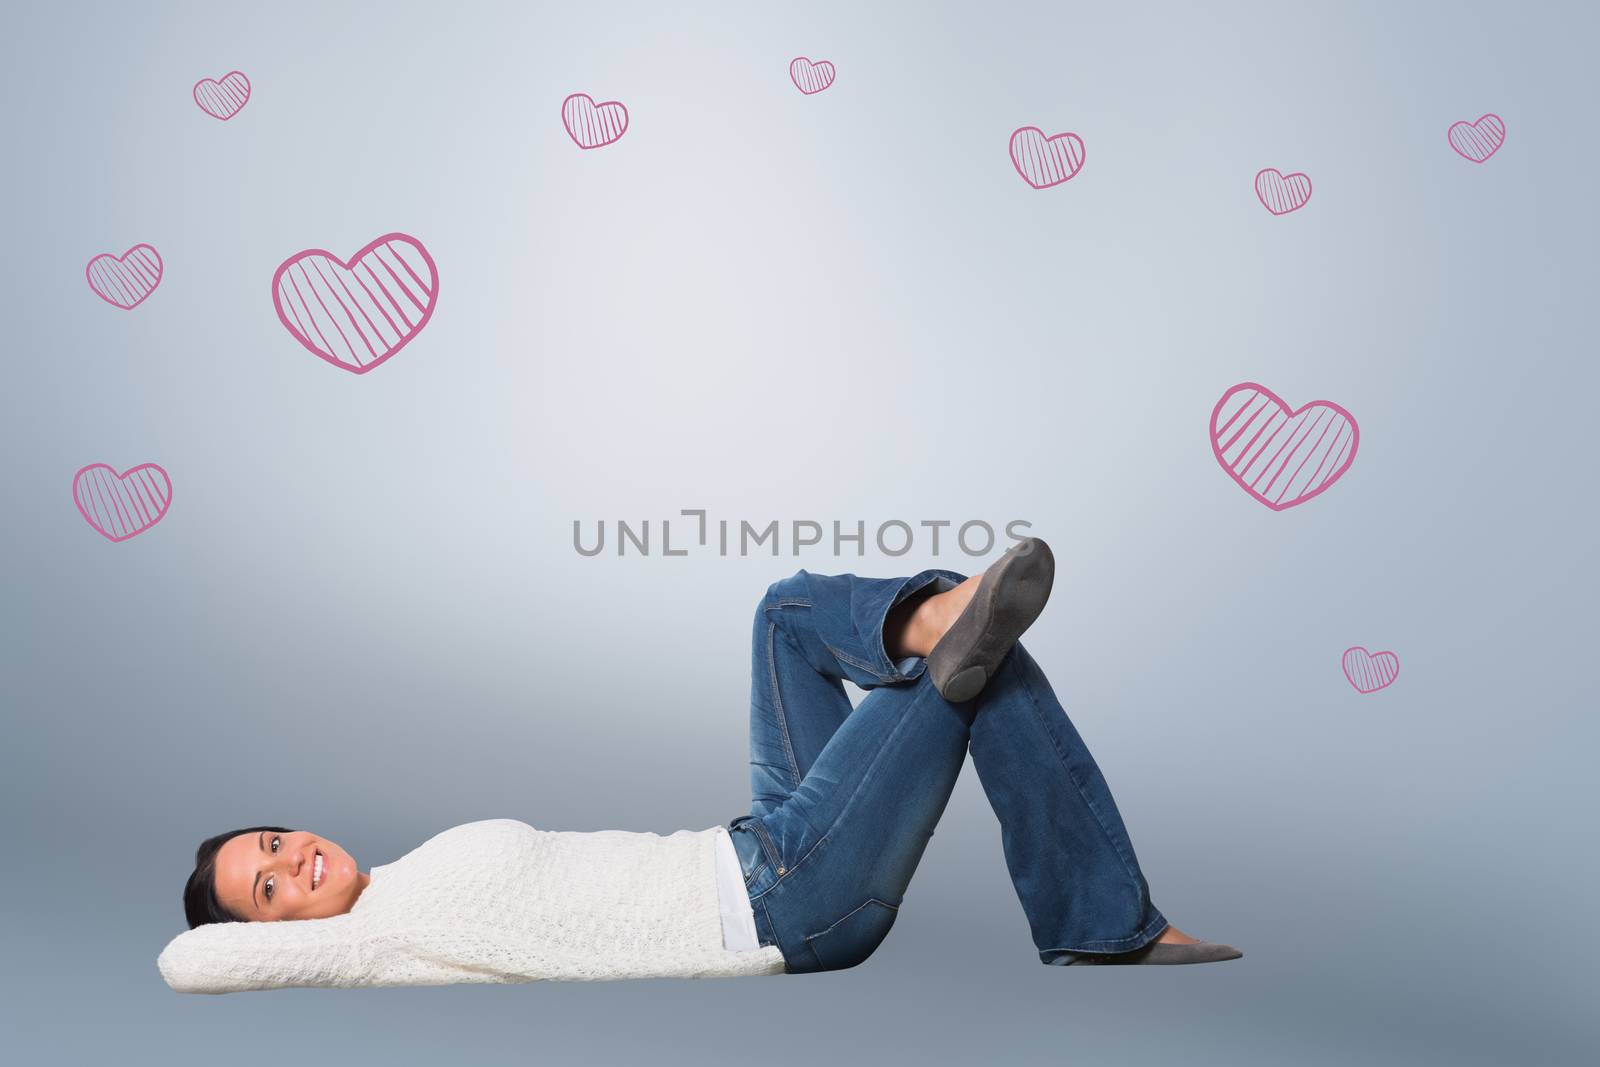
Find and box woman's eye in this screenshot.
[265,875,274,900]
[270,836,280,852]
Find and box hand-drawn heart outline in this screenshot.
[562,92,629,149]
[1342,646,1400,693]
[1254,168,1313,215]
[789,57,836,94]
[1009,126,1086,189]
[1210,382,1359,511]
[1447,113,1506,163]
[193,71,251,120]
[270,233,439,375]
[85,245,164,309]
[73,463,173,542]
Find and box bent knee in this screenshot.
[759,570,812,612]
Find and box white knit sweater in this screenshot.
[158,819,788,993]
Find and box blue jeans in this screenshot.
[727,568,1168,972]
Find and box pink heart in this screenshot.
[271,233,439,374]
[73,463,172,542]
[193,71,251,120]
[1447,113,1505,163]
[1210,382,1359,511]
[1342,646,1399,694]
[790,57,836,95]
[1255,168,1312,215]
[86,244,163,309]
[1010,126,1086,189]
[562,92,629,149]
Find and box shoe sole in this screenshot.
[927,537,1055,702]
[1060,942,1244,965]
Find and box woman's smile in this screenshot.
[209,831,370,921]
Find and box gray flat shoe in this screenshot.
[1056,941,1244,966]
[926,537,1055,702]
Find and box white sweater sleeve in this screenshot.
[156,913,377,994]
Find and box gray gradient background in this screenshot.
[2,1,1595,1064]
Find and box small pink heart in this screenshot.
[86,244,163,309]
[271,233,439,374]
[193,71,251,120]
[1447,113,1505,163]
[73,463,172,542]
[1342,646,1399,694]
[1210,382,1359,510]
[1255,168,1312,215]
[790,57,836,95]
[1010,126,1086,189]
[562,92,629,149]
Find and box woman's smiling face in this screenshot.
[212,830,366,921]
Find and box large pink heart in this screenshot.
[1342,646,1399,694]
[1010,126,1085,189]
[1447,113,1505,163]
[86,244,163,309]
[1210,382,1359,510]
[73,463,172,542]
[790,57,836,95]
[271,233,439,374]
[193,71,251,120]
[1255,168,1312,215]
[562,92,629,149]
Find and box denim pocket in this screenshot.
[802,898,899,972]
[730,816,788,895]
[730,825,773,889]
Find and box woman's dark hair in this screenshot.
[183,825,294,929]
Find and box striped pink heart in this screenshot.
[86,244,163,309]
[193,71,251,120]
[1010,126,1086,189]
[73,463,172,542]
[1447,113,1505,163]
[562,92,629,149]
[1210,382,1359,511]
[1342,646,1399,694]
[790,57,836,94]
[271,233,439,374]
[1254,168,1312,215]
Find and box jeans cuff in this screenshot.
[870,570,964,680]
[1038,912,1171,964]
